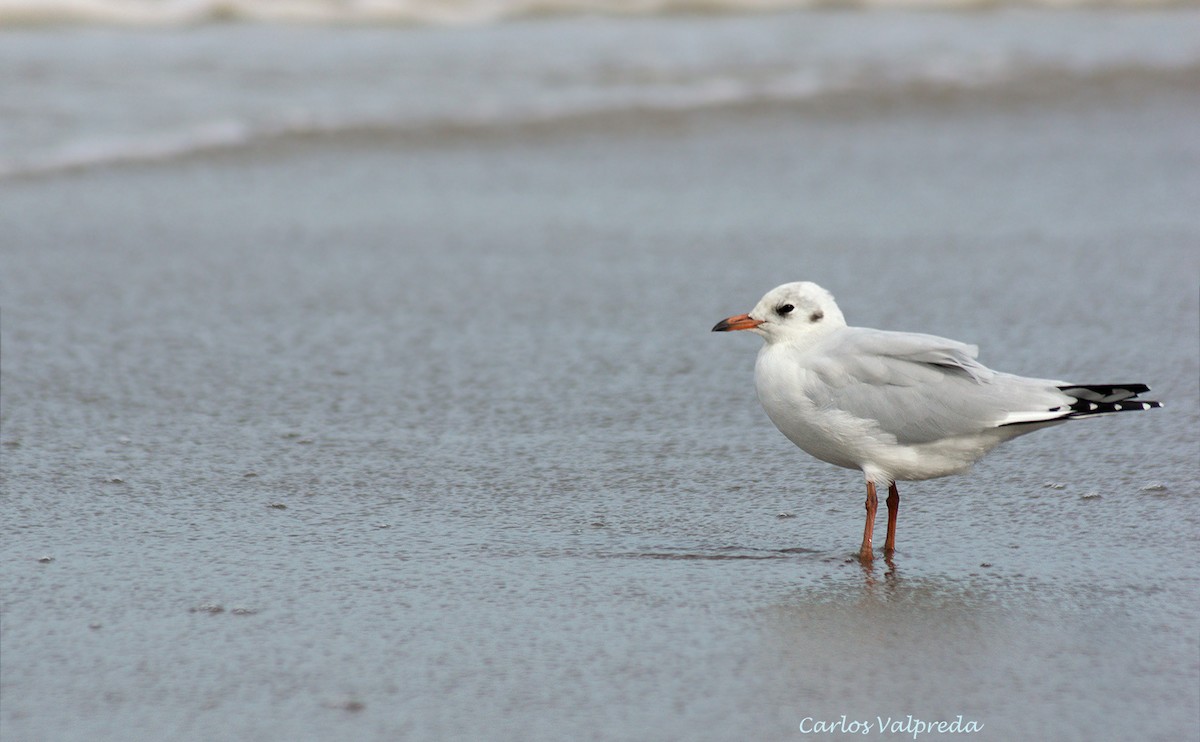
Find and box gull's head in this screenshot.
[711,281,846,343]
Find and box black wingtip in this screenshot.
[1057,384,1162,418]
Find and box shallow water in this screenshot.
[3,15,1200,742]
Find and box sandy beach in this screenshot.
[3,10,1199,741]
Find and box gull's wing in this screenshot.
[806,328,1066,445]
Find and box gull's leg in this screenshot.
[884,482,900,555]
[859,480,878,562]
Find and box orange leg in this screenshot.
[884,482,900,554]
[859,481,878,562]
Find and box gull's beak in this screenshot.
[711,313,763,332]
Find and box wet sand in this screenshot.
[3,69,1198,741]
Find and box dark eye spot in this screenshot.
[809,310,824,322]
[777,304,794,316]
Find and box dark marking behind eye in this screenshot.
[809,310,824,322]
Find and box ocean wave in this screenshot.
[0,112,373,179]
[0,0,1196,27]
[3,61,1196,180]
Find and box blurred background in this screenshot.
[2,3,1198,741]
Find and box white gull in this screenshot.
[713,281,1160,562]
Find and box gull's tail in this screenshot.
[997,383,1161,428]
[1055,384,1161,419]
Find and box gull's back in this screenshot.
[754,325,1073,479]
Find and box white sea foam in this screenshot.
[0,0,1193,27]
[4,61,1193,180]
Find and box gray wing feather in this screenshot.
[808,329,1064,445]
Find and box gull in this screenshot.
[712,281,1160,562]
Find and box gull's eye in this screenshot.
[777,304,795,316]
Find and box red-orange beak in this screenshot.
[711,313,763,332]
